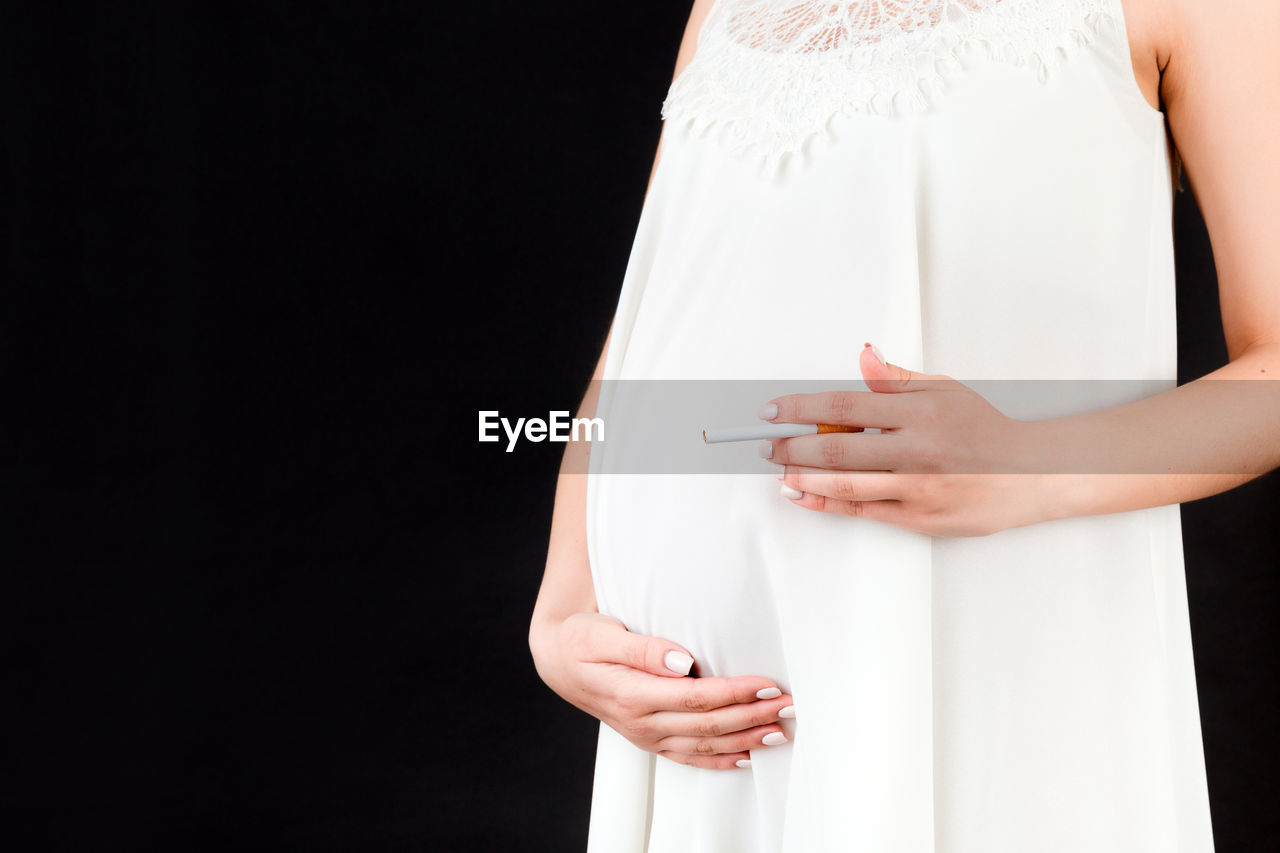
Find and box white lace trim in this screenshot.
[660,0,1121,169]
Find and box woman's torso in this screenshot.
[584,2,1212,850]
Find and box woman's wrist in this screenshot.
[1032,474,1100,525]
[529,609,594,694]
[1009,411,1265,523]
[528,613,566,682]
[998,417,1101,527]
[1005,413,1127,524]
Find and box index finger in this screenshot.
[766,390,907,429]
[642,675,786,714]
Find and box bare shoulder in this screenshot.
[1144,0,1280,357]
[671,0,719,82]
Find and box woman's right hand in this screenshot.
[530,612,795,769]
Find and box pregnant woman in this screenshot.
[529,1,1280,850]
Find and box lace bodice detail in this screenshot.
[660,0,1121,168]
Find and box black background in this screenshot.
[6,3,1277,851]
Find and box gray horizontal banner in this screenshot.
[479,379,1280,476]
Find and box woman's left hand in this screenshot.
[763,344,1063,538]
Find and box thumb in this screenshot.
[589,615,696,677]
[860,342,943,393]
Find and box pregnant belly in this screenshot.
[590,473,791,684]
[588,459,937,804]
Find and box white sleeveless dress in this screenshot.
[583,1,1214,850]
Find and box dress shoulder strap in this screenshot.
[661,0,1127,168]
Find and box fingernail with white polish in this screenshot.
[756,687,782,700]
[864,341,886,367]
[762,732,788,746]
[758,403,779,420]
[736,759,752,769]
[769,462,786,480]
[778,705,796,718]
[758,440,773,460]
[780,484,803,500]
[664,650,694,676]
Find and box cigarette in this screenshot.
[702,423,859,444]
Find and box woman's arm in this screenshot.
[998,0,1280,516]
[763,0,1280,535]
[528,0,796,770]
[1052,0,1280,514]
[529,325,612,633]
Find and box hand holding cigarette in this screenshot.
[736,342,1047,538]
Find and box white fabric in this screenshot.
[661,0,1117,172]
[583,0,1214,850]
